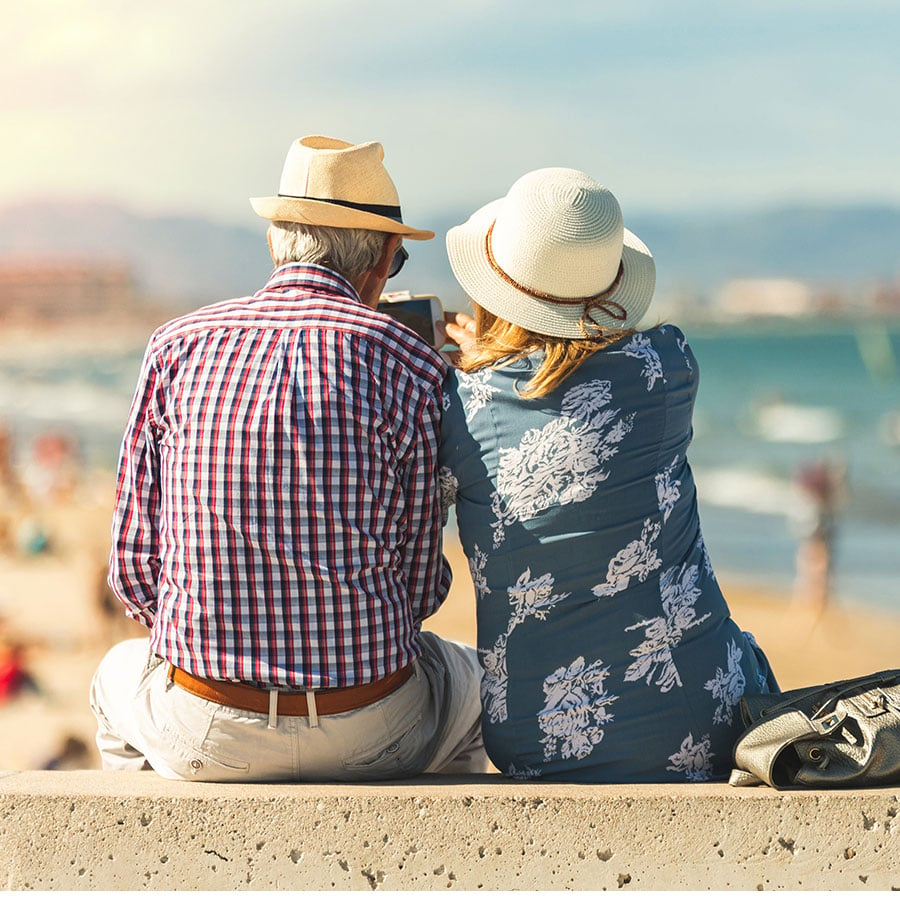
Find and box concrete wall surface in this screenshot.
[1,769,898,890]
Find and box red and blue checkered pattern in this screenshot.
[109,263,451,688]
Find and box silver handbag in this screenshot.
[729,670,900,788]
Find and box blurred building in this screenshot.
[0,261,136,323]
[714,278,815,320]
[869,281,900,317]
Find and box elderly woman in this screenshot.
[439,167,778,783]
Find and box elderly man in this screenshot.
[90,135,487,781]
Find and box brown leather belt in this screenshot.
[167,663,414,716]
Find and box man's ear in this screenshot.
[373,234,401,279]
[266,226,275,263]
[355,234,402,308]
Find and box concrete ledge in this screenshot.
[1,770,898,890]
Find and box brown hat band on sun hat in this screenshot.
[485,219,627,333]
[277,194,404,223]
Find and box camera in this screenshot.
[377,292,444,348]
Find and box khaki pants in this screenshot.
[89,633,488,782]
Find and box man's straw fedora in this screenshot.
[251,135,434,240]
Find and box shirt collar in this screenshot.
[262,262,363,305]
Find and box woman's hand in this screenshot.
[444,310,476,346]
[439,310,476,367]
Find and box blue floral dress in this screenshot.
[439,325,779,782]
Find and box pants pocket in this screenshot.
[158,690,252,780]
[340,711,425,778]
[340,676,431,779]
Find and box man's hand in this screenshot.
[439,310,477,366]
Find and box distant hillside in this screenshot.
[629,205,900,294]
[0,201,272,308]
[1,200,898,309]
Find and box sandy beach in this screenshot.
[2,469,899,773]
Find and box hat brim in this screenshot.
[446,199,656,337]
[250,196,434,240]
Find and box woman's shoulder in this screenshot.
[608,323,696,374]
[443,355,535,399]
[625,323,688,348]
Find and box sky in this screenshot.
[2,0,899,229]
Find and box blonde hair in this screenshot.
[459,305,633,399]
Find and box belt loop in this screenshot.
[267,689,279,729]
[306,690,319,728]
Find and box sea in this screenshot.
[1,320,898,612]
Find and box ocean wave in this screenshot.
[695,466,796,516]
[746,401,844,444]
[880,411,900,449]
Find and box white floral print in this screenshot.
[666,732,714,781]
[508,568,567,627]
[704,639,746,726]
[468,544,490,600]
[676,334,693,372]
[479,568,570,724]
[623,333,664,391]
[438,466,458,525]
[538,656,619,762]
[699,535,716,579]
[480,632,510,725]
[623,563,711,692]
[458,369,497,421]
[507,762,543,780]
[488,380,633,547]
[489,491,509,548]
[655,455,681,523]
[592,519,662,598]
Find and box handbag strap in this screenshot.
[750,670,900,721]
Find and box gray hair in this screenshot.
[268,221,390,282]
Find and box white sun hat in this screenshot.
[251,135,433,240]
[446,167,655,337]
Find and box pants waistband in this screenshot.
[167,663,414,717]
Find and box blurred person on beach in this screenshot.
[24,432,80,505]
[0,422,21,552]
[0,426,78,556]
[0,423,18,496]
[38,734,93,771]
[439,167,779,782]
[791,457,847,617]
[0,633,40,704]
[91,560,145,648]
[90,135,487,781]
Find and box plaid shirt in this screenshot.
[109,263,451,688]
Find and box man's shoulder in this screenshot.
[145,292,447,385]
[335,309,449,386]
[147,296,252,347]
